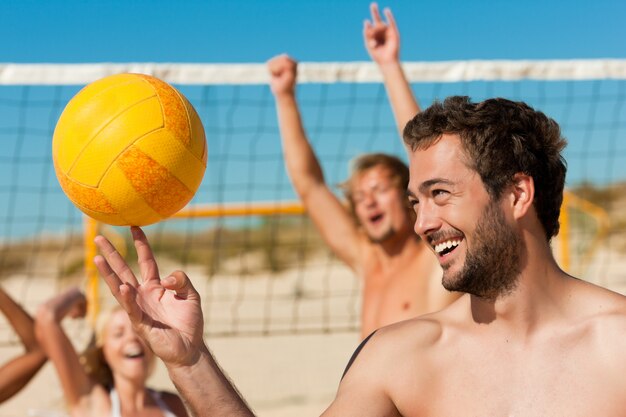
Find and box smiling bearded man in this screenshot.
[93,95,626,417]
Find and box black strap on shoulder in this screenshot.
[341,330,377,380]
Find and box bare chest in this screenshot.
[361,259,437,334]
[390,339,624,416]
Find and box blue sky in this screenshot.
[1,0,625,238]
[1,0,625,63]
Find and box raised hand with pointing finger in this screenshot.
[364,2,400,66]
[94,226,203,367]
[364,2,420,137]
[95,226,254,417]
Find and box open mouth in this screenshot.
[124,347,145,359]
[433,238,463,257]
[369,213,384,224]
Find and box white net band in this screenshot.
[1,59,626,85]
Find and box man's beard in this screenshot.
[442,200,522,300]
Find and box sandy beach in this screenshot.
[1,242,625,416]
[0,254,362,416]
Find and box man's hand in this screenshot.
[94,226,205,367]
[268,54,297,97]
[363,3,400,66]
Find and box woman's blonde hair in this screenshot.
[79,306,121,388]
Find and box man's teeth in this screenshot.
[434,239,462,254]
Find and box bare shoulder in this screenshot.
[567,278,626,346]
[383,294,469,344]
[343,299,467,379]
[569,277,626,316]
[335,300,468,415]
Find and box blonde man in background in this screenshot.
[265,4,458,337]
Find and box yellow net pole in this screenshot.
[559,193,571,272]
[558,190,611,276]
[173,201,306,218]
[562,191,611,275]
[80,202,305,327]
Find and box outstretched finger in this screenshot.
[95,235,139,287]
[130,226,160,284]
[384,8,398,34]
[95,254,125,302]
[370,2,382,24]
[96,255,149,332]
[117,282,148,327]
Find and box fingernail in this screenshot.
[162,276,175,285]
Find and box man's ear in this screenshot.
[510,173,534,220]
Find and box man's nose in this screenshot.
[413,201,440,238]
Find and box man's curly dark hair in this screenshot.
[403,96,567,241]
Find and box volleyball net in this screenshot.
[0,60,625,344]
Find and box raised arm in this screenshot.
[0,287,46,403]
[364,3,419,137]
[268,54,364,270]
[35,287,94,407]
[95,227,254,417]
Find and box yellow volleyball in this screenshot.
[52,73,207,226]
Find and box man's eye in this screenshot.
[433,189,448,197]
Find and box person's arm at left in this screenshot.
[0,286,47,403]
[364,2,419,138]
[268,54,365,272]
[95,227,254,417]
